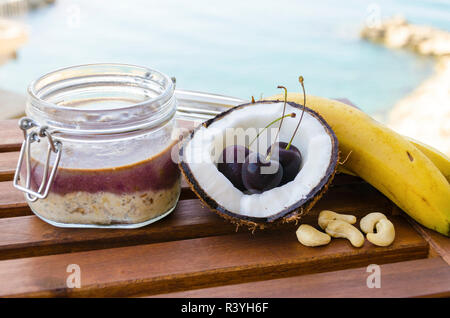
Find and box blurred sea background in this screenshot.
[0,0,449,116]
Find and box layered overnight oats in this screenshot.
[27,142,180,226]
[14,64,181,228]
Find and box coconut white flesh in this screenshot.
[183,102,333,219]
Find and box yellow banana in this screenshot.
[327,99,450,182]
[268,93,450,236]
[406,137,450,183]
[338,137,450,183]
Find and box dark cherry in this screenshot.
[267,142,302,186]
[217,145,251,191]
[242,152,283,194]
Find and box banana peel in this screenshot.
[406,137,450,183]
[338,137,450,183]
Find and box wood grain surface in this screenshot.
[408,218,450,265]
[0,181,29,217]
[154,257,450,298]
[0,183,389,260]
[0,120,22,152]
[0,215,428,297]
[0,151,18,181]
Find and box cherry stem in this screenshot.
[273,86,287,146]
[249,113,296,147]
[286,76,306,150]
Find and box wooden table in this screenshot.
[0,119,449,298]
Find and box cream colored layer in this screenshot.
[29,180,180,225]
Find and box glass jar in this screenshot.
[13,64,181,228]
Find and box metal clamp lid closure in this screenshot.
[13,118,62,202]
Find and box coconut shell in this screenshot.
[179,100,339,230]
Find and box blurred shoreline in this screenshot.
[362,17,450,156]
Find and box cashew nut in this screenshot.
[318,210,357,230]
[296,224,331,247]
[360,212,388,234]
[367,218,395,246]
[325,220,365,247]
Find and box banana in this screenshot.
[337,137,450,183]
[406,137,450,183]
[330,98,450,182]
[268,93,450,236]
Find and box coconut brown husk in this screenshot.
[179,100,339,231]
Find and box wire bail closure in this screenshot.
[13,118,63,202]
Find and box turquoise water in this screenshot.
[1,0,448,114]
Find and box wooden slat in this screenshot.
[0,215,428,297]
[331,173,365,185]
[391,204,450,262]
[0,182,391,260]
[408,219,450,265]
[154,257,449,298]
[0,151,18,181]
[0,181,28,217]
[0,199,234,260]
[0,120,22,152]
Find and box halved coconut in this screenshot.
[179,100,339,229]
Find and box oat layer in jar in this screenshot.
[14,64,181,228]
